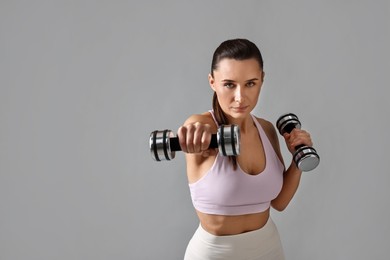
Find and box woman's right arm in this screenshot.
[177,113,218,182]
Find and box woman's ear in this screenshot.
[208,74,216,91]
[261,71,265,82]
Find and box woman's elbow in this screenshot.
[271,201,288,212]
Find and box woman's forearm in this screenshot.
[271,162,302,211]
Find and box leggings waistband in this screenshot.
[196,217,277,246]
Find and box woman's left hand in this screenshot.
[282,128,313,155]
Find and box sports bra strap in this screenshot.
[208,110,219,127]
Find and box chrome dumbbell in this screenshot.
[149,125,240,161]
[276,113,320,172]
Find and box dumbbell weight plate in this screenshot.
[276,113,301,135]
[218,124,240,157]
[294,146,320,172]
[150,129,176,161]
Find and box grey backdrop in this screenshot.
[1,0,389,259]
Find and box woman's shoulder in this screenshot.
[252,115,275,134]
[183,111,217,129]
[253,115,280,149]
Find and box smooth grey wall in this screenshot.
[1,1,389,259]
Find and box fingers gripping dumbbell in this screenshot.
[276,113,320,172]
[149,125,240,161]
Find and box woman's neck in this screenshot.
[228,114,254,134]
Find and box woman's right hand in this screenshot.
[177,122,216,157]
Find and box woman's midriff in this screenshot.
[196,208,270,236]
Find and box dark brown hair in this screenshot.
[211,39,264,168]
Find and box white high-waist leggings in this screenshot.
[184,218,285,260]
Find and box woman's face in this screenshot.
[209,58,264,120]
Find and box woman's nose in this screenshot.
[234,87,243,103]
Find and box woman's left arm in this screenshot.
[260,119,312,211]
[271,161,302,211]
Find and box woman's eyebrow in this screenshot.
[221,78,259,83]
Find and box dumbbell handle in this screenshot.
[276,113,306,149]
[168,135,219,151]
[281,123,296,135]
[281,123,306,150]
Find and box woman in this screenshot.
[178,39,313,260]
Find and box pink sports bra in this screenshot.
[188,111,284,216]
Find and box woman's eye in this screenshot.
[247,81,256,87]
[224,83,235,89]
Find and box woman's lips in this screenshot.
[231,106,248,112]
